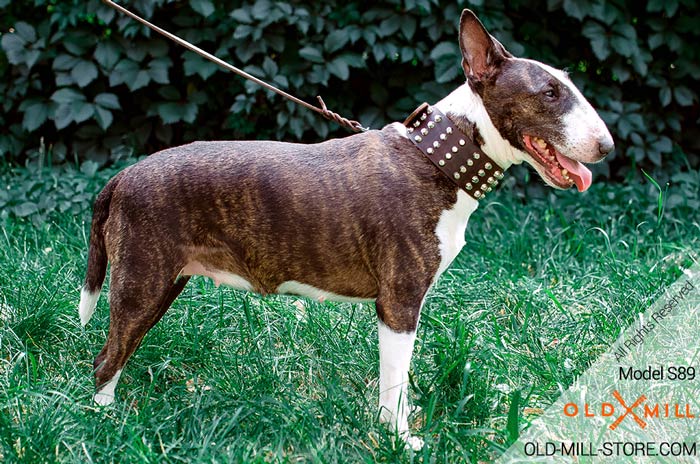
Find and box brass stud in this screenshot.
[415,135,422,142]
[467,159,474,166]
[485,162,492,170]
[466,183,473,190]
[473,152,480,159]
[472,176,479,183]
[446,127,453,134]
[439,160,445,166]
[459,139,466,146]
[427,147,434,155]
[493,180,499,186]
[428,121,435,129]
[478,169,485,176]
[481,184,488,191]
[460,165,467,173]
[445,153,452,159]
[421,128,428,136]
[435,115,442,122]
[487,176,495,184]
[407,127,414,133]
[487,187,493,192]
[453,172,461,179]
[427,107,433,114]
[494,170,504,179]
[421,113,427,120]
[413,121,420,128]
[452,146,458,153]
[474,191,482,199]
[433,141,440,148]
[440,134,447,141]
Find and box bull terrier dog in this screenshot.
[79,9,613,450]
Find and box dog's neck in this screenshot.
[434,83,524,172]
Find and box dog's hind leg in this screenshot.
[93,266,189,406]
[376,286,429,451]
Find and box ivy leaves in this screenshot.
[50,89,120,130]
[0,0,697,176]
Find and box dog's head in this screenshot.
[458,10,613,192]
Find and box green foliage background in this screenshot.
[1,0,698,179]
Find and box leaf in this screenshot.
[324,29,349,54]
[647,33,664,50]
[53,104,74,130]
[14,22,36,43]
[183,52,219,79]
[299,46,324,64]
[157,102,183,124]
[659,87,671,106]
[674,86,694,106]
[506,390,521,445]
[72,101,95,123]
[233,25,254,39]
[80,160,100,177]
[94,42,121,69]
[110,59,140,87]
[53,53,80,71]
[434,58,460,83]
[251,0,272,20]
[21,101,49,132]
[582,22,609,60]
[430,42,458,60]
[94,106,113,130]
[610,36,634,57]
[338,52,364,68]
[563,0,586,20]
[262,56,278,76]
[13,202,38,217]
[378,16,401,37]
[51,88,86,104]
[148,57,172,84]
[94,93,120,110]
[181,102,198,123]
[652,136,672,153]
[400,17,417,40]
[230,8,252,23]
[71,60,98,87]
[189,0,215,18]
[328,57,349,80]
[1,33,27,65]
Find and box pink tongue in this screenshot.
[555,152,592,192]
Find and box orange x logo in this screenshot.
[609,390,647,430]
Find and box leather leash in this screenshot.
[102,0,367,133]
[403,103,504,201]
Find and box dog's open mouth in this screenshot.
[523,135,592,192]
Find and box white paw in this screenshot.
[403,434,424,451]
[93,391,115,406]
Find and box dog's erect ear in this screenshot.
[459,9,512,80]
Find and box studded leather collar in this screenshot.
[403,103,504,201]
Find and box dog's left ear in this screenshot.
[459,9,512,81]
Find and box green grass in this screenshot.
[0,165,698,463]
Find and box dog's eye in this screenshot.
[543,87,558,100]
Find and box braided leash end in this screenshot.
[316,96,368,133]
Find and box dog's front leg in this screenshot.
[376,293,425,451]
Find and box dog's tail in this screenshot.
[78,171,124,327]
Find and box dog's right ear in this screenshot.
[459,9,512,81]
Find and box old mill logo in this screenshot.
[564,391,695,430]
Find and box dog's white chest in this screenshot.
[434,190,478,280]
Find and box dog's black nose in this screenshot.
[598,136,614,156]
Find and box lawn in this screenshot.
[0,163,698,463]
